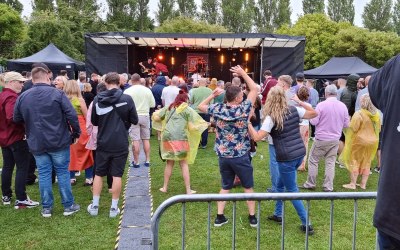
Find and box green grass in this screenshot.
[0,133,379,249]
[150,133,379,249]
[0,151,123,250]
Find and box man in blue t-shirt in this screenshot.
[198,65,258,228]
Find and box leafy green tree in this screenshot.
[155,16,228,33]
[157,0,175,25]
[17,11,82,60]
[302,0,324,14]
[176,0,196,17]
[274,0,291,29]
[0,3,25,59]
[327,0,355,24]
[393,0,400,35]
[277,13,339,69]
[221,0,255,33]
[363,0,393,31]
[136,0,153,31]
[364,30,400,67]
[106,0,137,31]
[200,0,219,24]
[33,0,54,11]
[333,25,369,59]
[254,0,277,32]
[0,0,22,13]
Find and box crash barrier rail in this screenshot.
[151,192,377,250]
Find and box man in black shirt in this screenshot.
[139,57,155,77]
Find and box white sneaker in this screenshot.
[109,207,120,218]
[75,171,81,176]
[87,203,99,216]
[14,198,40,209]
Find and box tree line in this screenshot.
[1,0,400,69]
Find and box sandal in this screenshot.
[70,179,77,186]
[84,178,93,186]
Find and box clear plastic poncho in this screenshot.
[152,103,208,164]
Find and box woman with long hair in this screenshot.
[341,94,380,190]
[63,80,94,185]
[152,90,208,194]
[54,76,68,90]
[248,86,317,234]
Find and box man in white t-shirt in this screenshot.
[161,76,180,107]
[191,73,202,85]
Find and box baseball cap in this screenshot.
[4,72,27,82]
[296,72,305,80]
[32,62,51,73]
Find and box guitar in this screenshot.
[141,67,156,75]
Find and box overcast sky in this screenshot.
[20,0,371,27]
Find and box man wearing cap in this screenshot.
[291,72,306,94]
[0,72,40,208]
[14,67,81,217]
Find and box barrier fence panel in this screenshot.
[151,192,377,250]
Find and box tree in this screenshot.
[254,0,277,32]
[327,0,355,24]
[302,0,324,14]
[17,11,81,60]
[136,0,153,31]
[106,0,137,31]
[363,0,393,31]
[200,0,219,24]
[176,0,196,17]
[0,0,22,13]
[393,0,400,35]
[221,0,254,33]
[277,13,340,69]
[157,0,175,25]
[364,30,400,67]
[155,16,228,33]
[33,0,54,11]
[274,0,291,29]
[0,3,25,59]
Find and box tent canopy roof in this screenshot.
[304,57,377,79]
[8,43,84,67]
[85,32,305,49]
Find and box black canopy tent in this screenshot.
[7,43,85,79]
[85,32,305,83]
[304,57,377,79]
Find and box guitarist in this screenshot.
[139,57,155,77]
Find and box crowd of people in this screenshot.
[0,62,383,235]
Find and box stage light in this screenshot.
[232,58,236,62]
[241,38,246,41]
[211,38,216,41]
[245,53,249,62]
[240,48,243,52]
[220,55,224,64]
[174,38,178,40]
[245,68,248,72]
[151,47,155,50]
[158,54,163,60]
[134,37,139,40]
[171,56,175,65]
[176,47,179,51]
[217,48,221,51]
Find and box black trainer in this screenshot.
[267,215,282,224]
[214,215,228,227]
[248,215,258,228]
[300,225,314,235]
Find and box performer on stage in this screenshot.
[139,57,155,77]
[153,59,169,76]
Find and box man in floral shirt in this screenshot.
[198,65,258,228]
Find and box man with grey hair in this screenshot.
[303,84,350,192]
[124,73,155,168]
[119,73,130,90]
[232,77,241,87]
[190,78,213,148]
[161,76,180,107]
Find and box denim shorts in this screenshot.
[219,153,254,189]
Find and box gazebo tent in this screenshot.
[85,32,306,83]
[304,57,377,79]
[7,43,85,78]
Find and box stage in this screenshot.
[85,32,305,83]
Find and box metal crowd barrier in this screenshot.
[151,192,377,250]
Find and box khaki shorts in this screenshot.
[129,115,150,140]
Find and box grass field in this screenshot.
[0,133,379,249]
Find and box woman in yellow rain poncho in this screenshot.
[341,94,380,190]
[152,90,208,194]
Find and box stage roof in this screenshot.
[85,32,305,49]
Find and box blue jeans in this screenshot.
[34,147,74,209]
[378,230,400,249]
[269,144,279,193]
[199,113,210,147]
[70,166,93,179]
[274,157,308,225]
